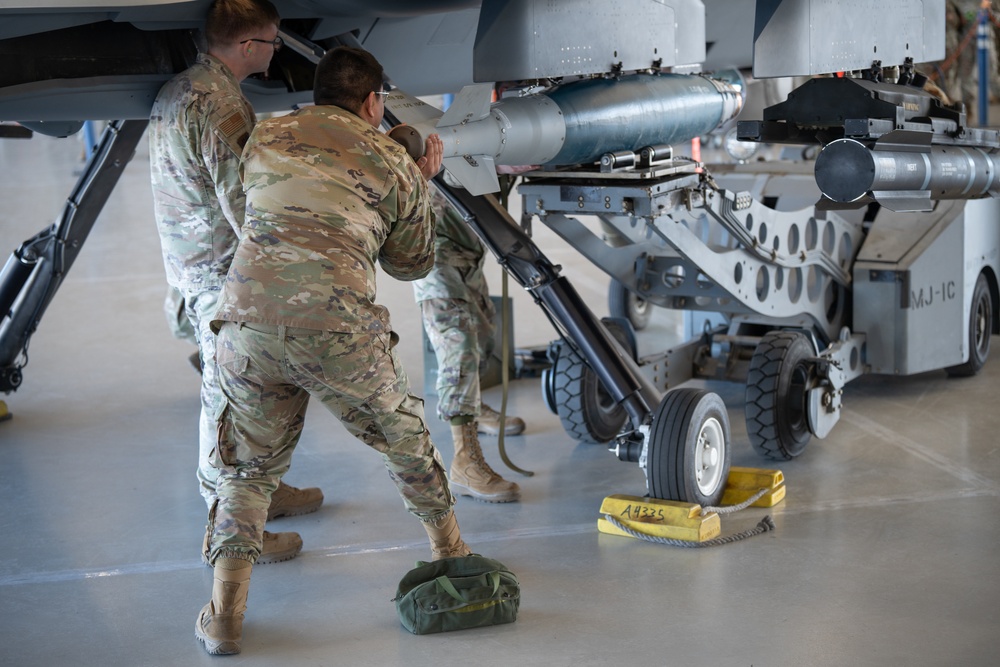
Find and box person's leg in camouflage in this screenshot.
[200,322,313,655]
[300,329,469,558]
[201,323,472,654]
[464,286,526,437]
[284,328,462,523]
[421,296,520,503]
[209,324,469,562]
[183,290,321,565]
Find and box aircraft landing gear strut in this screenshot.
[0,119,148,393]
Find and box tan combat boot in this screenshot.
[450,421,521,503]
[478,402,526,436]
[195,559,252,655]
[266,480,325,520]
[422,509,472,560]
[202,526,302,566]
[256,530,303,564]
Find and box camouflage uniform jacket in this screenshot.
[412,186,486,302]
[149,53,254,289]
[213,105,436,333]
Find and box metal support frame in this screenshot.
[517,159,881,444]
[0,118,148,392]
[807,330,867,439]
[519,163,865,344]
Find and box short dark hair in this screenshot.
[313,46,384,113]
[205,0,280,50]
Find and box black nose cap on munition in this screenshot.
[388,125,425,161]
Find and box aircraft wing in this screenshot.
[0,0,750,132]
[0,0,485,132]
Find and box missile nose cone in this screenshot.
[388,125,425,161]
[815,138,875,202]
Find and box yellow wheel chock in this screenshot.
[721,467,785,508]
[598,467,785,544]
[598,494,721,542]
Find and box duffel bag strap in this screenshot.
[434,571,501,603]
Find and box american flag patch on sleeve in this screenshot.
[218,111,245,138]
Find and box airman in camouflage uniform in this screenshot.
[413,187,523,503]
[149,0,322,572]
[196,46,471,656]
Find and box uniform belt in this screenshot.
[240,322,325,336]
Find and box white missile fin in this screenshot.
[384,88,443,127]
[871,191,934,213]
[438,83,494,128]
[442,155,500,196]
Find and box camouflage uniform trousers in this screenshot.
[420,290,495,421]
[163,285,197,346]
[174,285,228,508]
[208,321,455,563]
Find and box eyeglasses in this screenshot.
[241,36,283,51]
[373,91,390,99]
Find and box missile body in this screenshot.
[815,136,1000,212]
[386,73,743,195]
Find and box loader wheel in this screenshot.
[946,271,992,377]
[745,331,815,460]
[544,319,635,444]
[550,345,626,444]
[608,278,652,331]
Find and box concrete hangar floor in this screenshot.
[1,129,998,667]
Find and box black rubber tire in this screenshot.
[608,278,652,331]
[745,331,815,460]
[540,343,560,415]
[550,343,629,445]
[946,271,992,377]
[648,388,731,506]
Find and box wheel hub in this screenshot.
[696,417,725,495]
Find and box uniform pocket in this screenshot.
[216,327,250,375]
[213,401,235,468]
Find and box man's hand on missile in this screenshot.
[417,134,443,180]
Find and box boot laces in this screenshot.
[463,423,502,481]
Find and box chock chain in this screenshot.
[702,487,770,515]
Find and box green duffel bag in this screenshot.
[393,554,520,635]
